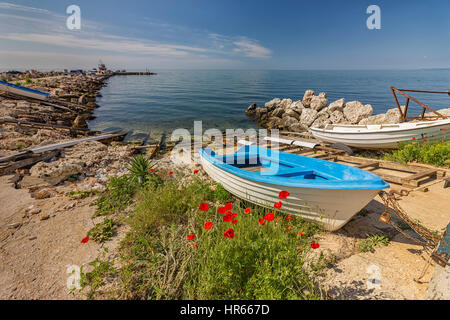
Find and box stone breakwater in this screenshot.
[245,89,450,133]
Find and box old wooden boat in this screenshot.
[0,80,50,101]
[310,119,450,149]
[200,145,389,231]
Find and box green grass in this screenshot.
[79,155,327,300]
[80,255,117,299]
[117,174,325,300]
[88,218,117,243]
[384,141,450,168]
[357,233,390,253]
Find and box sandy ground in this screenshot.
[0,162,448,299]
[0,174,123,299]
[318,179,449,300]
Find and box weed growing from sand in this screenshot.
[358,233,390,253]
[88,218,117,243]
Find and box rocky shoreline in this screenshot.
[246,89,450,132]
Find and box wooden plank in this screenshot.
[0,132,126,163]
[0,118,90,132]
[356,161,380,169]
[0,151,59,175]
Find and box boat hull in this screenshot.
[0,81,50,101]
[200,155,381,231]
[310,120,450,149]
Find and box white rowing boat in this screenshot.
[200,146,389,231]
[310,119,450,149]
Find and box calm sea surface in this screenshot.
[88,69,450,139]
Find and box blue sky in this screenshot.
[0,0,449,70]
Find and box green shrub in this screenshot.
[24,76,31,84]
[385,141,450,167]
[94,175,138,217]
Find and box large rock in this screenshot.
[384,108,402,124]
[343,101,373,124]
[254,107,268,119]
[278,98,292,110]
[271,107,285,118]
[288,100,304,113]
[328,98,345,113]
[30,161,83,185]
[359,113,386,125]
[329,110,345,124]
[78,95,87,105]
[311,114,331,128]
[300,108,318,127]
[284,108,301,120]
[288,123,309,133]
[245,103,257,117]
[72,115,88,128]
[265,98,281,111]
[302,90,315,108]
[310,96,328,111]
[281,116,297,129]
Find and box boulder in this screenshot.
[328,98,345,113]
[359,113,386,125]
[278,98,293,110]
[254,107,268,119]
[245,103,257,117]
[310,96,328,111]
[78,95,87,105]
[284,108,301,120]
[300,108,318,127]
[265,98,281,111]
[329,110,345,124]
[384,108,402,124]
[288,100,304,113]
[311,114,331,128]
[72,115,88,128]
[288,123,309,133]
[281,115,298,129]
[343,101,373,124]
[318,92,327,99]
[271,107,285,118]
[302,90,315,108]
[30,161,83,185]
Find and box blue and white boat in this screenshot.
[200,145,389,231]
[0,80,50,101]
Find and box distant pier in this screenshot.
[112,71,157,76]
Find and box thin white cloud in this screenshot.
[0,2,52,14]
[0,2,272,68]
[233,39,272,59]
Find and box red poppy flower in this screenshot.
[264,212,275,222]
[193,169,199,174]
[224,202,233,210]
[218,206,226,214]
[412,137,416,140]
[423,139,427,142]
[204,221,213,230]
[185,243,190,247]
[441,128,446,131]
[187,234,195,241]
[81,236,89,243]
[286,215,292,221]
[169,171,174,175]
[232,219,237,225]
[199,203,209,211]
[244,208,251,214]
[274,201,282,209]
[279,190,290,199]
[223,212,237,222]
[310,240,320,249]
[276,217,280,222]
[150,168,155,172]
[258,218,266,225]
[193,242,198,248]
[224,228,235,239]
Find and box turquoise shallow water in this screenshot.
[88,69,450,138]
